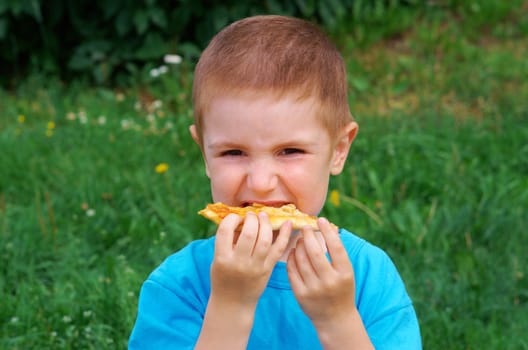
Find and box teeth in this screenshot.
[243,202,288,208]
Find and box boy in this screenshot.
[129,15,421,349]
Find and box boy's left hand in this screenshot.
[286,217,357,328]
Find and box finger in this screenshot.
[215,213,242,254]
[301,225,332,275]
[286,248,307,294]
[266,220,292,264]
[318,217,350,271]
[293,237,320,287]
[252,212,273,259]
[234,212,259,256]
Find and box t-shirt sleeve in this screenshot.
[128,241,212,350]
[345,234,422,349]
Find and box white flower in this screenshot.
[164,54,182,65]
[151,66,168,78]
[79,111,88,124]
[121,119,131,130]
[152,100,163,109]
[115,92,125,102]
[97,115,107,125]
[86,209,96,217]
[150,68,160,77]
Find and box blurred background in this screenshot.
[1,1,527,349]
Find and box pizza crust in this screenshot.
[198,202,319,230]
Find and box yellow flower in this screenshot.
[155,163,169,174]
[47,121,56,130]
[17,115,26,123]
[329,190,341,207]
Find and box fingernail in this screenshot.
[318,217,328,225]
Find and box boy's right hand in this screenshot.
[196,213,290,349]
[210,212,291,307]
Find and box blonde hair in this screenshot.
[192,15,353,143]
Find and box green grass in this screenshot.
[1,4,528,349]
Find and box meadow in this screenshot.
[1,4,528,349]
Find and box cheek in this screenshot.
[301,182,329,215]
[208,166,240,201]
[283,164,330,215]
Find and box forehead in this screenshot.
[205,90,322,121]
[205,93,317,126]
[201,93,329,147]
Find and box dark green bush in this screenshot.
[0,0,424,86]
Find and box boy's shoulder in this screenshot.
[339,228,405,283]
[338,228,388,262]
[147,237,216,289]
[165,236,215,264]
[339,228,415,324]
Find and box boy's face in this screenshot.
[190,94,357,216]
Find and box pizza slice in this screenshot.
[198,202,319,230]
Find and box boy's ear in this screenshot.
[189,125,211,177]
[189,124,201,146]
[330,121,358,175]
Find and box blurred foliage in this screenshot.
[1,0,526,86]
[0,0,428,86]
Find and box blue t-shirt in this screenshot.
[128,229,422,349]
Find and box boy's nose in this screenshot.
[246,159,277,193]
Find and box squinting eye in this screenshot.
[220,149,243,156]
[281,148,304,155]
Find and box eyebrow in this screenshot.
[206,139,320,151]
[206,141,243,150]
